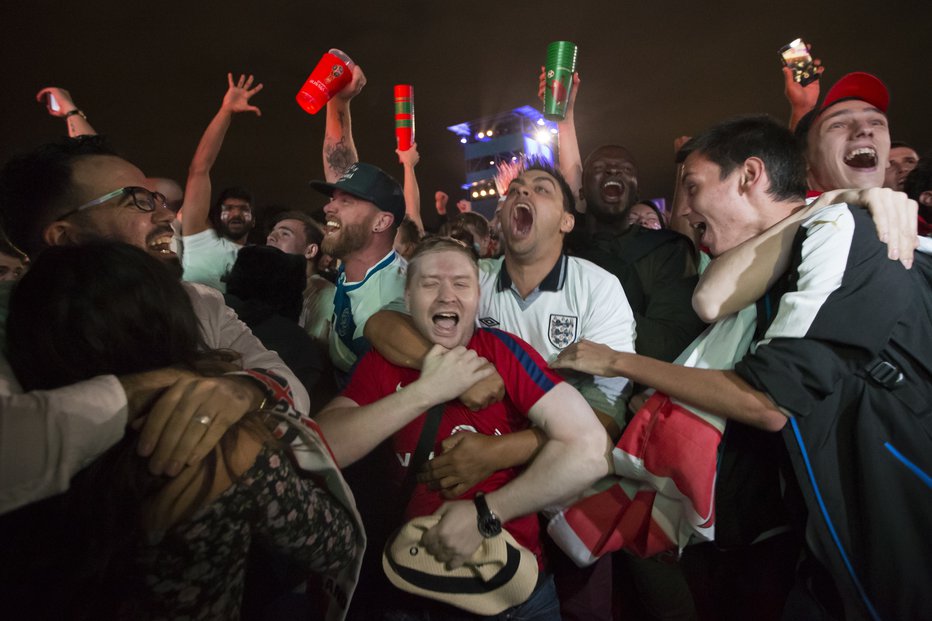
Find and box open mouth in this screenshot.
[148,234,176,256]
[433,312,460,332]
[325,219,342,234]
[844,147,878,169]
[600,179,625,202]
[691,221,708,242]
[511,203,533,237]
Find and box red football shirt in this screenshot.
[342,327,563,559]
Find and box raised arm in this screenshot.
[36,87,97,137]
[782,56,823,131]
[692,188,919,322]
[322,65,366,182]
[540,68,583,211]
[397,143,424,234]
[315,345,493,467]
[182,73,263,237]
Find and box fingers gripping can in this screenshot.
[394,84,415,151]
[543,41,577,121]
[295,48,355,115]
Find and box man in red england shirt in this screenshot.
[316,237,609,619]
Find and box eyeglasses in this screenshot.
[57,186,169,221]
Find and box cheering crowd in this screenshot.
[0,44,930,621]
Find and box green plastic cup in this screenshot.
[543,41,577,121]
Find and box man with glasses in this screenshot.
[181,73,263,292]
[0,135,310,516]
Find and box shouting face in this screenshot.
[680,153,769,257]
[321,189,379,259]
[500,169,574,262]
[806,100,891,192]
[406,248,480,349]
[59,155,179,269]
[582,146,639,222]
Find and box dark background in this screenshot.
[2,1,929,231]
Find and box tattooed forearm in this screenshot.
[325,138,354,177]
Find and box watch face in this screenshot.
[478,513,502,538]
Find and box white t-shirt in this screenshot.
[181,228,241,292]
[477,254,636,425]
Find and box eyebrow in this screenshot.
[525,174,557,190]
[821,105,885,123]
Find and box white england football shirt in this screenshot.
[477,254,636,425]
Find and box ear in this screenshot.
[42,221,79,248]
[373,211,395,233]
[560,211,575,234]
[304,243,319,261]
[919,191,932,208]
[739,157,766,194]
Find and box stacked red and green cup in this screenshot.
[543,41,577,121]
[394,84,415,151]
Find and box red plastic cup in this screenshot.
[295,48,355,114]
[394,84,415,151]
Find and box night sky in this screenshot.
[2,1,929,232]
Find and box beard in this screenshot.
[320,219,371,259]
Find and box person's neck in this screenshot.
[503,245,563,298]
[341,239,394,282]
[585,215,629,236]
[582,202,632,236]
[765,197,809,229]
[227,234,249,246]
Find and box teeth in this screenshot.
[603,181,623,189]
[148,235,174,250]
[844,147,876,161]
[326,220,341,229]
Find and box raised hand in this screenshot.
[538,65,580,118]
[397,142,420,167]
[783,55,824,130]
[35,87,77,116]
[335,64,367,102]
[435,190,449,216]
[221,73,264,116]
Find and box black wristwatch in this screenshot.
[473,492,502,538]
